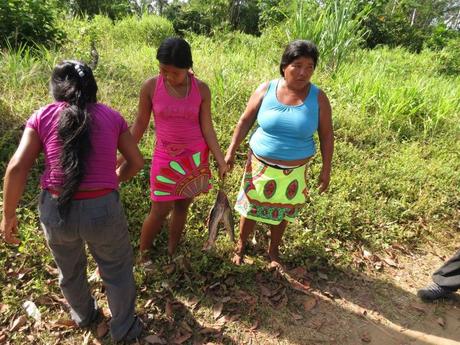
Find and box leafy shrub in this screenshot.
[424,24,459,51]
[112,15,174,47]
[55,0,131,20]
[437,37,460,76]
[0,0,64,48]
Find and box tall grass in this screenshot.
[283,0,369,72]
[331,47,460,140]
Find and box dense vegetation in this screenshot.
[0,1,459,343]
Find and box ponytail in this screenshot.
[50,61,98,217]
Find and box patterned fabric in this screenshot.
[235,152,309,225]
[150,146,211,201]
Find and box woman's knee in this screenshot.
[149,202,173,218]
[173,198,193,212]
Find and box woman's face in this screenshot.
[283,56,315,86]
[159,63,188,86]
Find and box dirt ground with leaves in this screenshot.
[1,230,460,345]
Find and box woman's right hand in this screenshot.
[1,214,20,245]
[224,152,235,171]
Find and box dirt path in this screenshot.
[243,240,460,345]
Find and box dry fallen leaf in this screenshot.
[184,296,200,310]
[289,267,308,278]
[437,317,446,328]
[164,264,175,275]
[318,272,328,280]
[411,303,426,314]
[291,313,303,321]
[144,299,154,308]
[212,302,223,320]
[260,285,274,297]
[50,318,78,329]
[223,314,239,322]
[360,332,371,343]
[10,315,27,332]
[275,293,288,309]
[221,296,231,303]
[0,303,9,314]
[144,334,167,344]
[180,321,193,333]
[0,331,7,343]
[165,300,174,318]
[383,257,398,268]
[303,296,317,311]
[199,327,221,335]
[172,332,192,344]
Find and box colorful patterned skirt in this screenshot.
[150,144,211,202]
[235,151,309,225]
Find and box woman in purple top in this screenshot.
[1,61,144,342]
[124,37,229,262]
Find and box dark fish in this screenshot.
[203,189,235,250]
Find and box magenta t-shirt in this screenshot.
[26,102,128,190]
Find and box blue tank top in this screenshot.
[249,79,319,160]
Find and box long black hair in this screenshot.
[156,37,193,69]
[279,40,319,77]
[50,60,97,216]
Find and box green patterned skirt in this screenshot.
[235,151,309,225]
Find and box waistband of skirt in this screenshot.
[46,188,114,200]
[251,151,309,170]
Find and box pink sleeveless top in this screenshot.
[152,73,207,156]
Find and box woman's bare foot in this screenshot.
[232,241,245,265]
[232,253,244,265]
[268,252,284,270]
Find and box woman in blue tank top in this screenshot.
[225,40,334,268]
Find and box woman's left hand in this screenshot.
[217,161,230,180]
[317,168,331,194]
[1,214,20,245]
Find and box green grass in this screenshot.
[1,14,459,344]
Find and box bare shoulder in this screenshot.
[196,78,211,99]
[317,87,331,107]
[140,76,157,96]
[255,81,270,95]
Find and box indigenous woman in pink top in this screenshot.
[1,61,144,342]
[126,37,228,261]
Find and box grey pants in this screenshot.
[39,190,142,341]
[433,248,460,291]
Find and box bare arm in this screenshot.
[225,82,269,169]
[1,128,42,244]
[198,81,228,179]
[131,78,155,143]
[117,78,154,166]
[116,130,144,182]
[317,89,334,193]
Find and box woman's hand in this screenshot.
[224,151,235,171]
[1,215,20,245]
[317,168,331,194]
[217,161,230,180]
